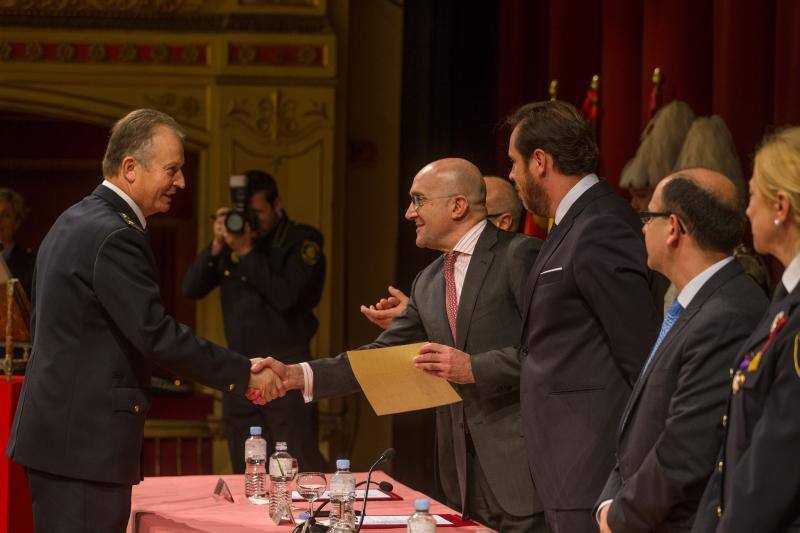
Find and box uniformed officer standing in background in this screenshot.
[182,169,327,473]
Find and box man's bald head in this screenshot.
[416,158,486,207]
[655,167,745,254]
[484,176,523,230]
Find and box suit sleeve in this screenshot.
[471,235,542,397]
[715,327,800,533]
[608,310,750,533]
[575,214,659,385]
[234,236,324,312]
[94,228,251,394]
[181,245,221,299]
[309,272,429,400]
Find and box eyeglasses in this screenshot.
[410,193,457,211]
[639,210,686,234]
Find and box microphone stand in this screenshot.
[355,448,395,533]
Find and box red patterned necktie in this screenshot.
[444,251,461,341]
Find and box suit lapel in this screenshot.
[521,180,614,328]
[454,225,497,349]
[619,261,744,436]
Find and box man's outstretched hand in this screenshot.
[246,358,287,405]
[248,357,305,404]
[360,286,409,329]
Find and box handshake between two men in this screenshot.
[244,342,478,405]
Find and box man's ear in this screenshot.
[665,214,682,246]
[450,195,469,219]
[527,148,547,178]
[495,213,514,231]
[120,156,138,185]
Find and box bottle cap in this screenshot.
[414,498,430,512]
[275,441,287,451]
[336,459,350,470]
[249,426,262,436]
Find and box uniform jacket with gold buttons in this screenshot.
[6,185,252,485]
[692,286,800,532]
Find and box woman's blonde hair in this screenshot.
[753,127,800,225]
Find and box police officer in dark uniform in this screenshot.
[692,127,800,533]
[182,170,327,473]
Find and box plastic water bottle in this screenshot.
[329,459,356,528]
[268,441,296,518]
[244,426,267,502]
[407,499,437,532]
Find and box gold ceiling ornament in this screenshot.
[151,43,169,63]
[180,44,200,64]
[119,43,138,62]
[144,91,202,120]
[237,44,256,65]
[55,42,75,61]
[25,41,42,61]
[0,0,205,14]
[88,43,106,62]
[225,91,329,142]
[297,45,317,65]
[0,42,12,61]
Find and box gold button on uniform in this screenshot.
[729,368,734,377]
[224,270,230,277]
[241,276,247,283]
[722,414,728,427]
[133,404,141,414]
[207,261,214,267]
[718,460,724,472]
[229,383,235,391]
[716,506,722,518]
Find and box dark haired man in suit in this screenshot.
[595,169,767,533]
[506,100,660,533]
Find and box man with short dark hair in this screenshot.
[506,100,660,532]
[595,169,768,533]
[182,169,327,472]
[7,108,283,532]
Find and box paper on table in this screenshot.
[360,515,453,526]
[347,342,462,415]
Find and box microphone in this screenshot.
[356,448,395,532]
[355,480,394,492]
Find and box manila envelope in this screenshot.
[347,342,462,416]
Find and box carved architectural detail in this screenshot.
[228,43,325,67]
[55,42,74,61]
[0,1,207,14]
[25,42,42,60]
[88,43,106,62]
[144,92,202,120]
[224,91,329,142]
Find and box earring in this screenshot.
[774,219,781,226]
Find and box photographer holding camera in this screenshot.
[182,170,327,472]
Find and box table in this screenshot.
[129,470,490,532]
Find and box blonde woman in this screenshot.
[692,126,800,533]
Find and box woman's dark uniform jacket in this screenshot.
[6,185,253,485]
[692,286,800,532]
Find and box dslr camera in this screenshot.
[224,174,259,234]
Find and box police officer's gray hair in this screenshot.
[102,108,186,178]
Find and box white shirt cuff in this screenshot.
[298,362,314,403]
[596,499,613,525]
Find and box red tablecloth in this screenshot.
[129,471,491,532]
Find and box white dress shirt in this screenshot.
[554,174,599,225]
[102,180,147,230]
[596,255,734,522]
[781,254,800,293]
[298,219,488,402]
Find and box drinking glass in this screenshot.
[296,472,327,517]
